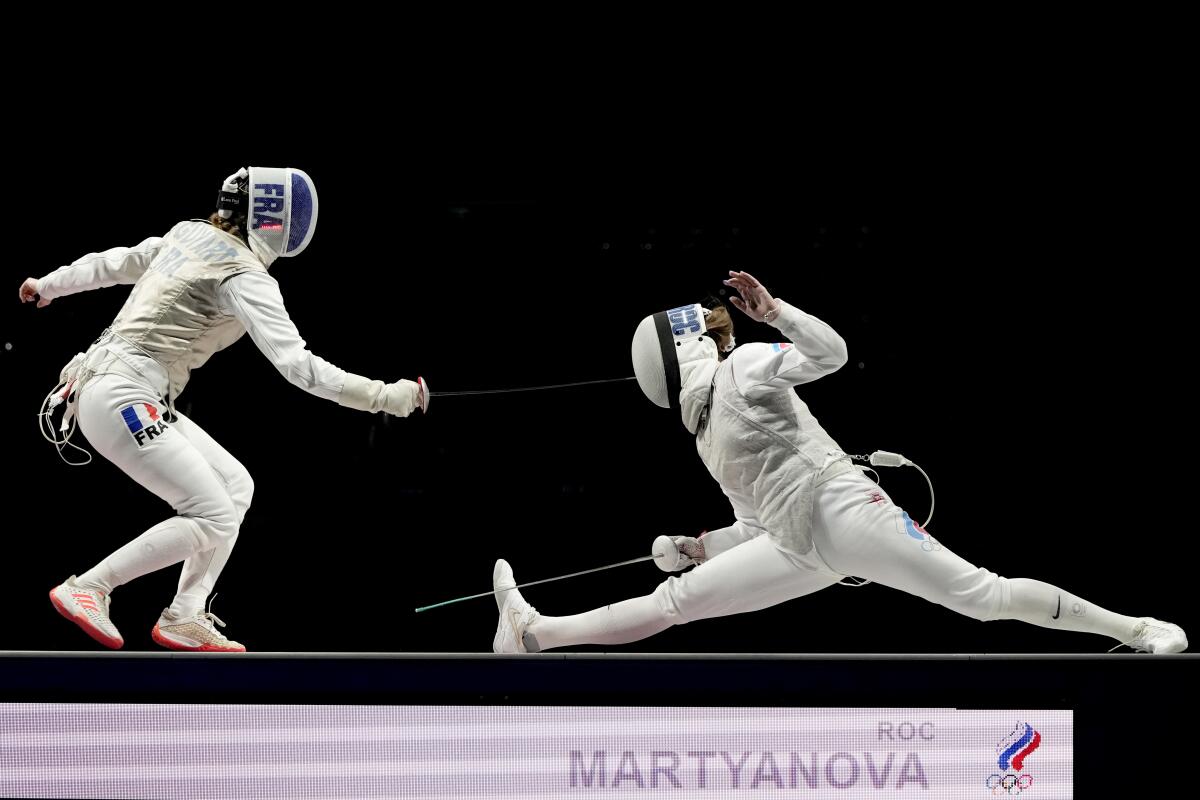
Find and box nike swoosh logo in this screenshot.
[1051,596,1061,620]
[506,609,525,652]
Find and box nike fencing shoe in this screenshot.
[493,559,540,653]
[1127,618,1188,654]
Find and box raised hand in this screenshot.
[723,270,778,323]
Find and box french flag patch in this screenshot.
[120,403,169,447]
[771,342,792,352]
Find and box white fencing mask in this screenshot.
[630,303,718,410]
[216,166,319,266]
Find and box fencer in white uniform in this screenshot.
[492,270,1187,655]
[20,167,428,652]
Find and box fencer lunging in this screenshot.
[492,271,1187,655]
[21,167,429,652]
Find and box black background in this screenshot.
[1,70,1193,659]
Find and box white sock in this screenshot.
[526,595,671,651]
[1001,578,1141,644]
[77,518,203,595]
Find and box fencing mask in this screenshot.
[216,166,319,265]
[631,303,718,410]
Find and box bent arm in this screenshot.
[733,300,849,397]
[36,237,166,300]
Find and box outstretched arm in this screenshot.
[20,237,166,306]
[219,271,423,416]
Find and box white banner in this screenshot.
[0,704,1071,799]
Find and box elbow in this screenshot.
[278,350,315,387]
[823,336,850,372]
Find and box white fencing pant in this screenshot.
[73,366,252,619]
[526,470,1140,650]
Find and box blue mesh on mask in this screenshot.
[287,173,316,253]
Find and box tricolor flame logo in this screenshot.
[997,722,1041,772]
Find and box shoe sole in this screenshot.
[151,623,246,653]
[49,588,123,649]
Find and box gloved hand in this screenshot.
[339,375,428,416]
[653,534,707,572]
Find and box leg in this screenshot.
[166,411,254,618]
[72,374,240,594]
[521,535,842,651]
[811,471,1151,646]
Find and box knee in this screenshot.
[195,494,240,545]
[943,568,1007,622]
[652,577,691,626]
[653,572,729,625]
[227,466,254,523]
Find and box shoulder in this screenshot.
[164,220,191,239]
[222,269,277,290]
[728,341,782,362]
[217,269,285,316]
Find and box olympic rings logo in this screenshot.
[989,721,1042,794]
[985,773,1033,795]
[897,511,942,551]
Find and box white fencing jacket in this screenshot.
[688,301,853,557]
[36,221,414,416]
